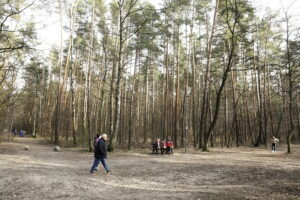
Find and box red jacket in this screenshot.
[166,141,174,148]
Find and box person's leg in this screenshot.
[271,144,273,151]
[90,158,101,173]
[170,148,173,154]
[154,147,158,154]
[100,158,110,172]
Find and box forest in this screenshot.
[1,0,300,153]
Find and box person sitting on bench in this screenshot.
[166,139,174,154]
[152,138,161,154]
[160,140,167,154]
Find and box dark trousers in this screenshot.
[167,147,173,154]
[153,147,162,154]
[161,148,167,154]
[272,143,276,151]
[90,157,110,173]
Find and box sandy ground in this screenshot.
[0,138,300,200]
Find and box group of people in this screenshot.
[89,134,280,175]
[11,129,25,137]
[152,138,174,155]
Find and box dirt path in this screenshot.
[0,138,300,200]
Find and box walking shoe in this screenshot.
[106,170,112,175]
[95,167,99,171]
[89,171,94,175]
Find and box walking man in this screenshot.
[89,134,111,174]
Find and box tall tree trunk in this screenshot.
[98,44,108,135]
[243,70,253,146]
[202,0,239,151]
[109,0,139,151]
[174,25,180,147]
[144,57,149,143]
[254,36,264,147]
[84,0,95,152]
[224,86,228,147]
[231,69,239,147]
[54,0,64,145]
[128,48,139,150]
[199,0,219,150]
[70,47,78,146]
[285,14,295,153]
[163,19,169,141]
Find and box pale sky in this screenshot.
[23,0,300,53]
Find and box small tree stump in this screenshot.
[54,146,61,152]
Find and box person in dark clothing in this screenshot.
[152,138,161,154]
[89,134,111,174]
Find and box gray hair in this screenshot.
[101,134,107,138]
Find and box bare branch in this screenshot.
[0,1,35,33]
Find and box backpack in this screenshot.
[94,137,101,147]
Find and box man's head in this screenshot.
[101,134,108,141]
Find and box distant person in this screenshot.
[166,139,174,154]
[271,136,279,152]
[89,134,111,175]
[160,140,167,154]
[14,129,17,137]
[19,129,24,137]
[152,138,161,154]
